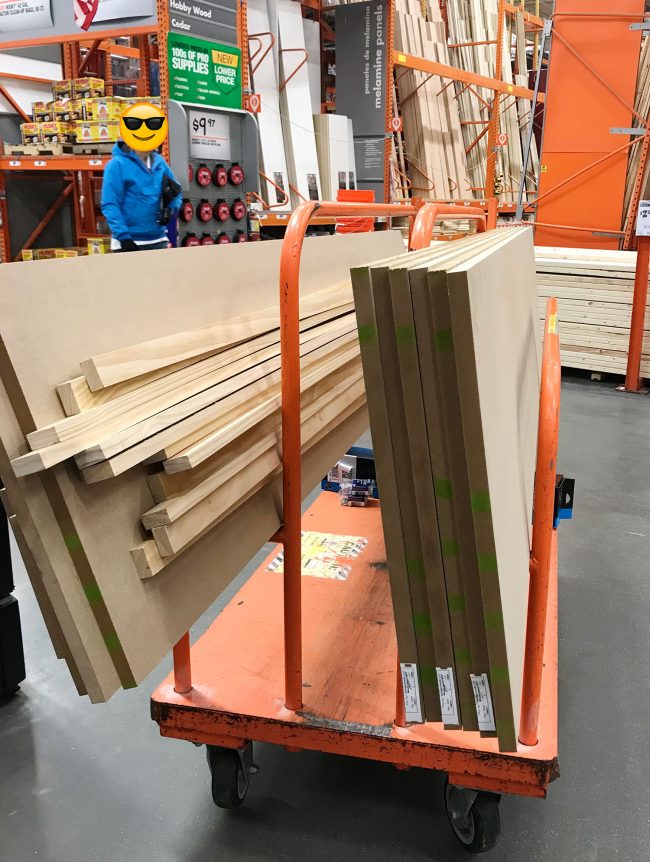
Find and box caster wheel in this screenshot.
[444,778,501,853]
[206,743,257,809]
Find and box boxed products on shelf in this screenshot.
[41,122,76,144]
[75,119,120,144]
[51,99,86,122]
[20,123,42,145]
[22,248,80,261]
[87,97,124,121]
[72,77,105,98]
[87,236,112,254]
[31,101,52,122]
[52,79,73,99]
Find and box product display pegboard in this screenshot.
[179,111,251,246]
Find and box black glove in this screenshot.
[120,239,138,252]
[159,176,182,226]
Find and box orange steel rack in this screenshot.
[0,28,159,263]
[151,202,563,852]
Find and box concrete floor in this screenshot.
[1,377,649,862]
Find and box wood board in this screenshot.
[0,232,402,701]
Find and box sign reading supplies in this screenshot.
[0,0,52,32]
[168,32,242,109]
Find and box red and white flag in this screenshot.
[74,0,100,31]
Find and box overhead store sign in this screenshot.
[168,32,242,109]
[0,0,52,32]
[168,0,237,44]
[93,0,155,23]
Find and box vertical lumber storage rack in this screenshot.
[151,202,564,851]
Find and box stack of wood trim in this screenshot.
[0,232,403,703]
[352,227,540,750]
[535,246,649,376]
[394,0,469,200]
[445,0,538,201]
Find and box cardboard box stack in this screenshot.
[19,79,157,149]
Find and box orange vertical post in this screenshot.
[519,298,560,746]
[485,0,505,198]
[625,237,650,391]
[173,632,192,694]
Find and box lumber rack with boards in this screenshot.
[150,201,569,853]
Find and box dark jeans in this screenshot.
[115,240,169,252]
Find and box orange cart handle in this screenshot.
[519,298,560,746]
[278,200,490,714]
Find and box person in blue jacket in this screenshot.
[101,140,183,253]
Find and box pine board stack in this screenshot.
[352,226,540,751]
[0,231,404,703]
[535,246,650,376]
[394,0,468,201]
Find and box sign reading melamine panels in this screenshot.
[168,0,237,43]
[189,109,231,160]
[335,1,387,201]
[94,0,155,22]
[335,1,387,137]
[168,32,242,109]
[0,0,52,32]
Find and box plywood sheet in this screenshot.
[0,232,401,699]
[446,228,540,749]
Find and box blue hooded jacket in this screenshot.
[101,143,183,243]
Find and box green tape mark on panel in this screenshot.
[414,613,432,634]
[434,478,453,500]
[448,592,465,614]
[407,558,425,578]
[442,539,459,557]
[471,491,491,513]
[64,531,82,553]
[454,647,471,667]
[435,328,453,352]
[420,666,438,686]
[478,552,498,573]
[396,325,415,347]
[491,666,510,685]
[103,633,123,655]
[484,611,503,630]
[357,324,376,345]
[84,583,103,606]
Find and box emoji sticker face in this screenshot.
[120,103,168,152]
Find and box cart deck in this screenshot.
[151,491,559,800]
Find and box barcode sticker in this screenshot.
[400,663,423,723]
[471,673,496,731]
[436,667,459,725]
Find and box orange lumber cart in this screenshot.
[151,203,565,854]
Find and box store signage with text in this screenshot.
[168,32,242,109]
[168,0,237,42]
[0,0,52,32]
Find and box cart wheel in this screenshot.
[206,743,256,809]
[444,778,501,853]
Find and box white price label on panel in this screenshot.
[436,667,460,726]
[636,200,650,236]
[189,110,231,161]
[400,663,423,723]
[471,673,496,732]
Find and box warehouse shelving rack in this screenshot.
[151,202,564,852]
[0,26,159,262]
